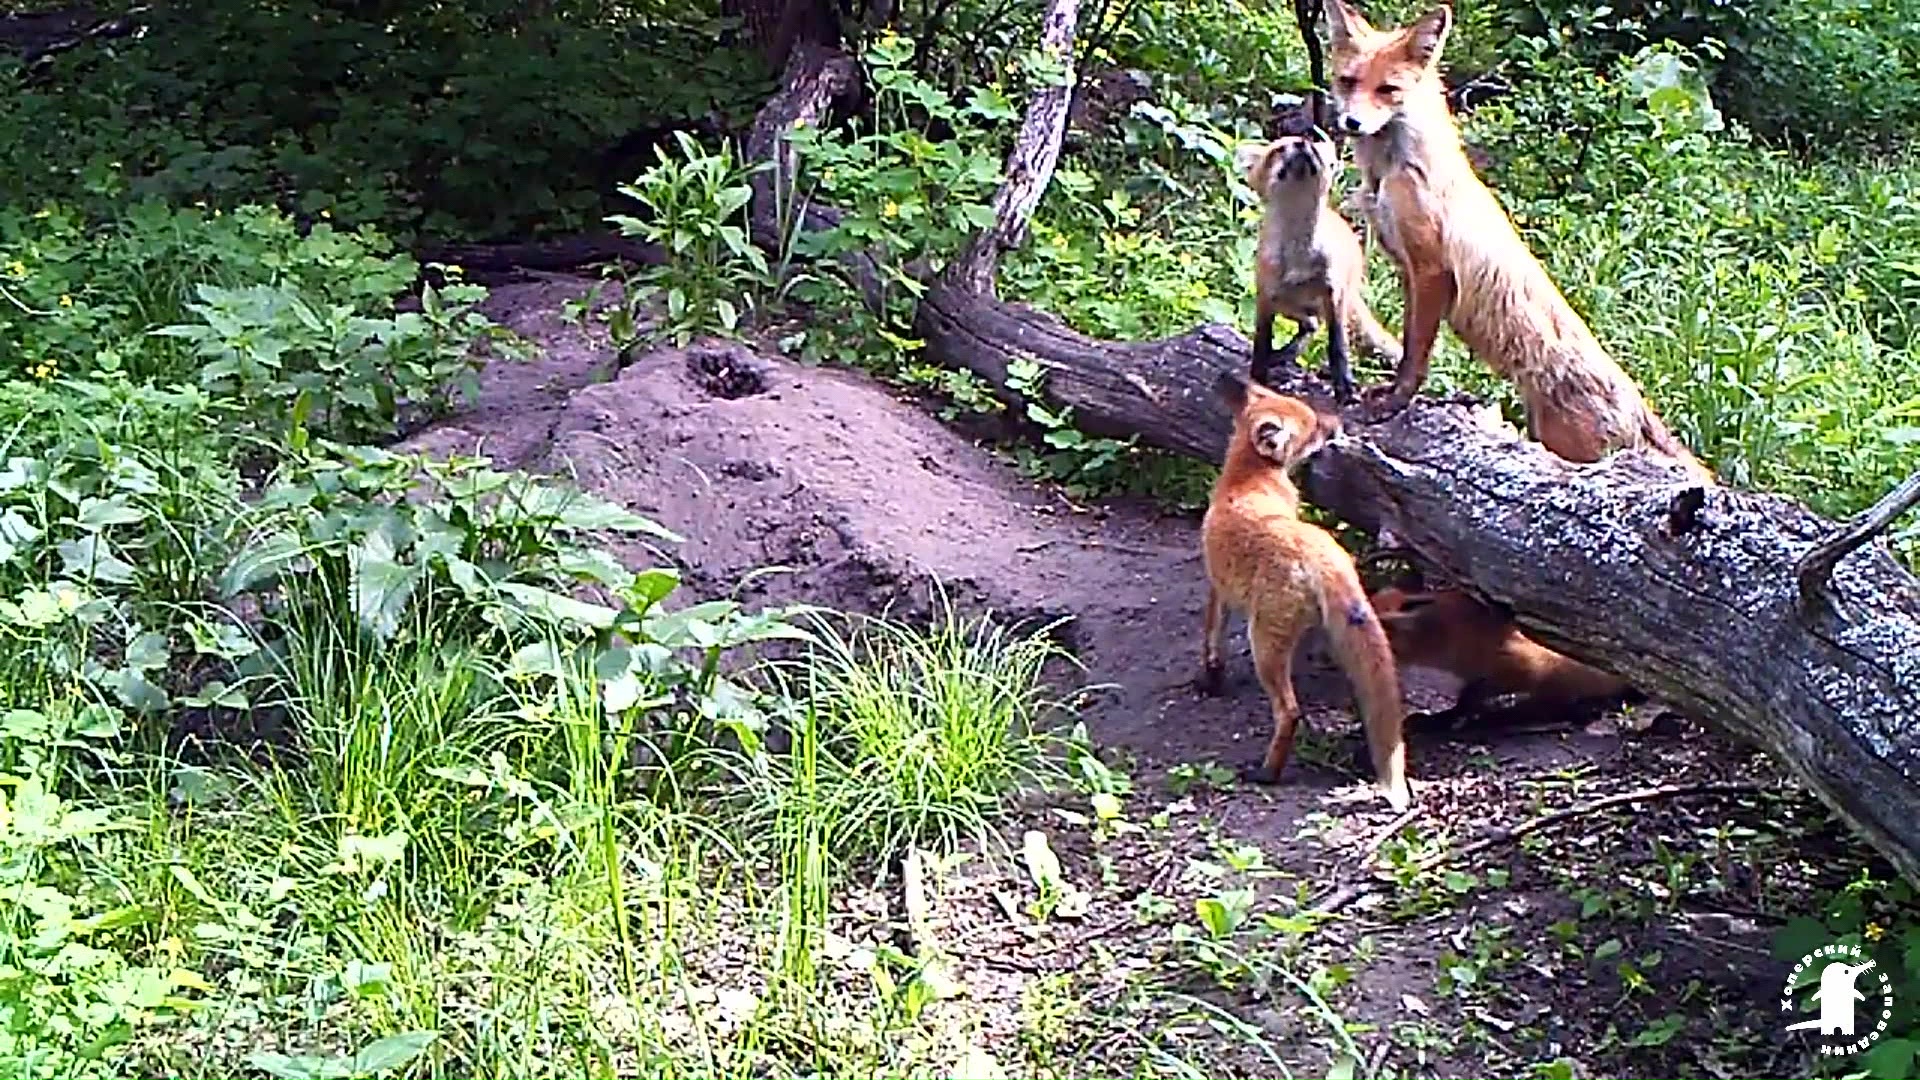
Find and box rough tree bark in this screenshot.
[739,0,1920,880]
[741,40,886,309]
[724,0,843,73]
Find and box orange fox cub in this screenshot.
[1323,0,1711,480]
[1237,132,1402,400]
[1200,377,1411,809]
[1368,586,1630,718]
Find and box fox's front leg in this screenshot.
[1251,296,1278,385]
[1363,263,1451,420]
[1322,297,1355,404]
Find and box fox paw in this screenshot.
[1241,760,1286,785]
[1358,383,1416,422]
[1194,661,1226,697]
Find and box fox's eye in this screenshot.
[1336,76,1358,91]
[1378,83,1402,97]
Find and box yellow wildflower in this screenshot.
[31,361,55,380]
[58,295,73,308]
[320,208,331,219]
[6,260,24,278]
[883,200,900,219]
[1866,922,1886,941]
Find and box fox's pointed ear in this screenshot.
[1324,0,1371,51]
[1233,141,1274,181]
[1406,4,1453,66]
[1214,369,1251,413]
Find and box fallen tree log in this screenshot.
[912,292,1920,884]
[739,0,1920,881]
[414,232,663,284]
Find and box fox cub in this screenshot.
[1369,586,1632,725]
[1238,132,1401,400]
[1324,0,1710,479]
[1201,376,1411,809]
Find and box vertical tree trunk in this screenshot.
[724,0,843,72]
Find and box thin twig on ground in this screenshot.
[1308,779,1766,916]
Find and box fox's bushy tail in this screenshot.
[1315,567,1411,809]
[1349,302,1404,365]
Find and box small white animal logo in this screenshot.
[1782,943,1893,1057]
[1785,961,1874,1036]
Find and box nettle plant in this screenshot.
[0,384,246,720]
[783,30,1023,369]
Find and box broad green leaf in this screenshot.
[495,582,618,629]
[507,641,569,679]
[76,496,146,530]
[104,667,169,713]
[349,530,425,641]
[58,534,138,585]
[629,567,680,607]
[220,531,307,596]
[557,547,634,590]
[125,630,170,670]
[1863,1037,1917,1080]
[0,508,41,564]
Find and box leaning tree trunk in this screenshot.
[737,0,1920,881]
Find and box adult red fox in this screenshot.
[1324,0,1711,480]
[1201,376,1411,809]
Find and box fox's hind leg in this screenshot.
[1198,586,1227,696]
[1245,626,1304,784]
[1274,316,1317,370]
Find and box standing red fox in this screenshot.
[1237,132,1402,399]
[1200,376,1411,809]
[1324,0,1712,480]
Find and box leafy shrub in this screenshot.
[156,274,517,442]
[0,1,772,240]
[604,132,774,350]
[3,203,418,383]
[222,441,685,646]
[3,203,517,441]
[0,378,241,720]
[785,31,1016,369]
[1500,0,1920,148]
